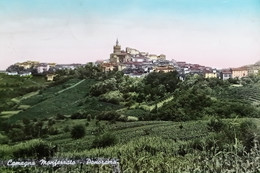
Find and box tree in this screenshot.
[157,87,212,121]
[71,124,86,139]
[144,71,180,93]
[90,78,117,96]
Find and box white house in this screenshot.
[19,72,32,77]
[37,63,50,73]
[6,72,18,75]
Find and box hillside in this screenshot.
[5,78,122,123]
[1,71,260,172]
[0,73,49,114]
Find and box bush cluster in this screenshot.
[71,124,86,139]
[96,111,121,121]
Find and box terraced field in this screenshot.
[38,119,210,153]
[226,83,260,108]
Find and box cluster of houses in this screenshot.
[98,40,260,80]
[97,40,175,77]
[5,40,260,81]
[177,61,260,80]
[175,62,258,80]
[6,61,83,81]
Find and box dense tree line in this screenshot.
[89,71,180,106]
[0,118,59,142]
[148,75,259,121]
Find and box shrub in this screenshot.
[48,119,56,126]
[71,124,86,139]
[124,109,149,119]
[207,118,226,132]
[63,125,70,133]
[86,114,91,121]
[99,90,124,104]
[96,111,121,121]
[12,140,56,159]
[92,133,117,148]
[117,115,128,122]
[48,127,59,135]
[8,128,25,142]
[55,113,66,120]
[239,120,258,151]
[90,78,117,96]
[70,112,86,119]
[0,145,13,159]
[0,133,9,144]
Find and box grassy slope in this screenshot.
[0,74,51,120]
[8,78,122,122]
[8,79,89,122]
[0,73,47,89]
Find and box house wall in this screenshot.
[148,54,158,60]
[222,73,232,80]
[118,65,126,71]
[232,70,248,78]
[126,47,139,55]
[37,65,50,73]
[102,66,114,72]
[205,73,217,78]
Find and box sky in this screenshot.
[0,0,259,70]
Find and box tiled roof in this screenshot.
[102,63,114,67]
[231,67,248,71]
[221,69,232,74]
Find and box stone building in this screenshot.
[110,39,131,64]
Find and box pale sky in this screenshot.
[0,0,260,70]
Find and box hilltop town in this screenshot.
[1,40,260,173]
[4,40,260,81]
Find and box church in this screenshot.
[109,39,132,64]
[109,39,166,64]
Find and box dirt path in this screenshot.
[56,79,85,94]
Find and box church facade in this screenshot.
[109,39,132,64]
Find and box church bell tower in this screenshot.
[113,39,121,54]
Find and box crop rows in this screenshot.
[111,121,208,144]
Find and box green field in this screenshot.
[0,73,49,112]
[0,73,47,89]
[1,118,259,172]
[43,120,207,149]
[8,78,122,122]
